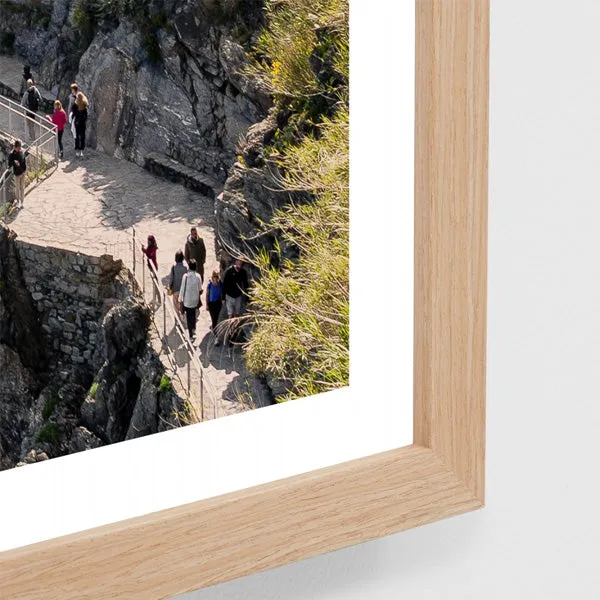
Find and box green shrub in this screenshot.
[142,25,162,63]
[245,111,349,400]
[90,0,139,21]
[242,0,349,401]
[252,0,348,99]
[89,382,99,398]
[159,375,172,393]
[0,31,15,54]
[42,395,59,421]
[152,11,169,29]
[36,423,60,444]
[73,1,95,46]
[200,0,240,24]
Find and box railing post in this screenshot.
[162,290,167,342]
[132,228,136,276]
[187,354,191,404]
[36,136,40,182]
[200,371,204,421]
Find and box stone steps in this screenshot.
[144,152,222,200]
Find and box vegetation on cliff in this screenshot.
[244,0,349,401]
[73,0,169,61]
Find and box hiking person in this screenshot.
[167,250,188,319]
[142,235,158,271]
[223,259,249,319]
[46,100,67,159]
[205,269,224,345]
[8,140,26,209]
[180,259,203,342]
[20,79,42,140]
[67,83,78,118]
[19,65,34,97]
[184,226,207,280]
[71,91,88,157]
[222,259,249,346]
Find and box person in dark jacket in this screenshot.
[67,83,78,118]
[222,259,249,319]
[71,91,88,157]
[8,139,27,209]
[20,79,42,140]
[19,65,34,97]
[184,227,207,280]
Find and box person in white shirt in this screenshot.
[179,259,203,342]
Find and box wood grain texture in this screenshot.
[0,1,489,598]
[413,0,489,500]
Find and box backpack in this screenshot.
[27,88,40,112]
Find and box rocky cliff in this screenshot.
[0,0,300,260]
[1,1,268,176]
[0,226,186,470]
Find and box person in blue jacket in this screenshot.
[205,269,224,345]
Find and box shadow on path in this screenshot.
[59,145,216,232]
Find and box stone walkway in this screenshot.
[0,87,270,420]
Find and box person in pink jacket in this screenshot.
[142,235,158,271]
[46,100,67,159]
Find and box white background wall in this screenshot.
[178,1,600,598]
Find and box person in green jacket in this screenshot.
[184,227,207,280]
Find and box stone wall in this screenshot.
[15,241,130,369]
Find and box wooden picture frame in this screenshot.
[0,1,489,597]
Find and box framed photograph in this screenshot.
[0,0,488,598]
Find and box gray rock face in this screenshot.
[0,0,81,94]
[0,344,37,470]
[0,228,47,370]
[68,426,103,454]
[81,296,184,444]
[102,297,151,363]
[215,110,310,261]
[75,4,270,182]
[1,0,270,182]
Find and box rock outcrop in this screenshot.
[0,344,38,470]
[81,296,185,444]
[0,227,47,371]
[0,1,269,180]
[0,226,187,471]
[76,4,270,183]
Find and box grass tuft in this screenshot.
[36,423,60,444]
[159,375,172,393]
[42,395,59,421]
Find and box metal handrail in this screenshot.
[0,93,56,137]
[0,100,56,142]
[0,168,13,210]
[0,94,59,175]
